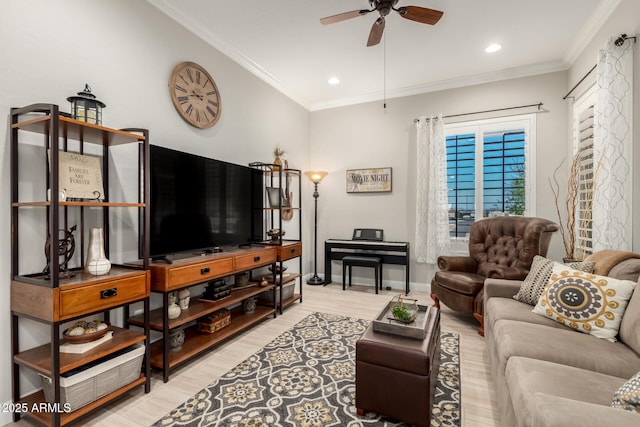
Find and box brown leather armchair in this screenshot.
[431,216,558,335]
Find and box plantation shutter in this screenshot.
[575,104,594,257]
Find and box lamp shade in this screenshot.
[304,171,328,183]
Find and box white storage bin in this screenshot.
[41,344,145,411]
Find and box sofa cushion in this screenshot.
[531,394,640,427]
[533,263,636,341]
[506,356,626,427]
[608,258,640,281]
[485,295,568,334]
[612,370,640,412]
[493,319,640,379]
[513,256,594,305]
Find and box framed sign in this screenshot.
[52,151,105,201]
[346,167,392,193]
[266,187,290,208]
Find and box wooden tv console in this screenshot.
[128,245,277,382]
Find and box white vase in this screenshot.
[168,295,182,319]
[84,228,111,276]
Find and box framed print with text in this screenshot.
[346,167,392,193]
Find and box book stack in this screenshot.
[200,279,231,302]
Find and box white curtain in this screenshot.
[415,115,450,263]
[592,37,634,251]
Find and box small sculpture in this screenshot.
[243,297,257,314]
[43,225,77,279]
[169,328,185,351]
[178,288,191,310]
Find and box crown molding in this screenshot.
[309,61,567,111]
[147,0,312,110]
[563,0,622,66]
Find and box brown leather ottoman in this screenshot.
[356,306,441,427]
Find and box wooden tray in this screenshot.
[372,302,431,340]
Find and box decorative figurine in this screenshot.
[169,328,185,351]
[243,297,257,314]
[43,225,77,279]
[178,288,191,310]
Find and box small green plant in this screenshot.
[392,304,414,321]
[391,295,418,323]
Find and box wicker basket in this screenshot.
[258,281,295,303]
[41,344,144,411]
[197,308,231,333]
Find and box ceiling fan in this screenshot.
[320,0,444,47]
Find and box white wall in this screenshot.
[310,71,570,289]
[0,0,310,420]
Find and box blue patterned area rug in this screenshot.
[151,312,460,427]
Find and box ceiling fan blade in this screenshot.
[367,17,385,47]
[320,9,370,25]
[398,6,443,25]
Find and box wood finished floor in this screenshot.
[8,283,500,427]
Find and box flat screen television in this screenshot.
[149,145,263,258]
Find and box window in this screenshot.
[445,115,536,239]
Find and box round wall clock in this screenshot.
[169,61,221,128]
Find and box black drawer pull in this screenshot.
[290,248,296,253]
[201,267,210,275]
[254,256,261,262]
[100,288,117,299]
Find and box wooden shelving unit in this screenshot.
[135,246,278,382]
[147,305,274,370]
[10,103,151,427]
[249,163,304,314]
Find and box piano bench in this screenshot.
[342,255,383,294]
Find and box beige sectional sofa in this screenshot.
[484,252,640,426]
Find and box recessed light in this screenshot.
[485,43,502,53]
[328,77,340,85]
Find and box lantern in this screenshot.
[67,84,106,125]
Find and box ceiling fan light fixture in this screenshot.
[485,43,502,53]
[328,77,340,85]
[320,1,444,47]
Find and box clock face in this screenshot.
[169,61,221,128]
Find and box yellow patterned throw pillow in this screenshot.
[612,371,640,412]
[533,262,636,341]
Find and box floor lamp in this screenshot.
[304,171,328,285]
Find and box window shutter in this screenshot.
[575,104,594,257]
